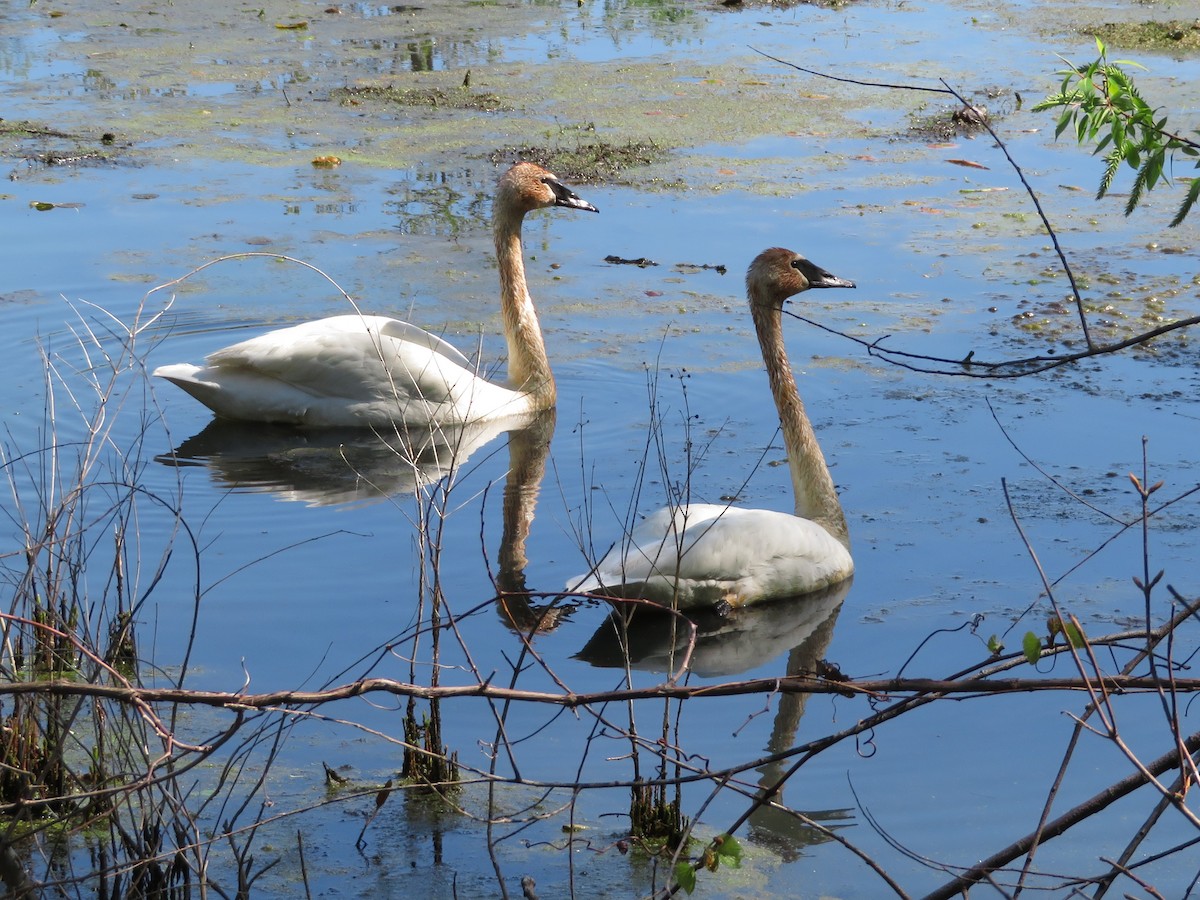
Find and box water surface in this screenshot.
[1,0,1198,896]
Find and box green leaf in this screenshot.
[1022,631,1042,665]
[987,634,1004,654]
[1076,113,1091,144]
[1054,110,1073,139]
[1145,150,1165,188]
[1170,177,1200,227]
[1099,148,1121,198]
[1110,117,1124,148]
[715,834,743,866]
[1064,620,1087,648]
[1030,94,1065,113]
[674,862,697,895]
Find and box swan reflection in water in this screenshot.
[157,407,577,625]
[575,579,854,859]
[155,413,538,507]
[489,410,578,633]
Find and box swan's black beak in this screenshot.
[548,178,600,214]
[810,271,855,289]
[792,255,849,290]
[797,258,855,290]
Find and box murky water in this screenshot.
[2,0,1199,896]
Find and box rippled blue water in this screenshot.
[2,0,1199,896]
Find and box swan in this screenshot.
[153,163,598,427]
[569,247,855,610]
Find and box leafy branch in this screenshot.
[1033,37,1200,225]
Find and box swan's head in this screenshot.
[497,162,600,216]
[747,247,855,306]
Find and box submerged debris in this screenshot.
[605,255,658,267]
[907,93,1003,142]
[332,83,509,112]
[1087,20,1200,52]
[490,139,668,182]
[675,261,727,274]
[952,103,989,128]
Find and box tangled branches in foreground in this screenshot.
[0,280,1196,898]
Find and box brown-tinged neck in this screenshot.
[494,209,556,408]
[749,295,850,550]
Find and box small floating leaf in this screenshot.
[1022,631,1042,664]
[947,158,989,169]
[312,155,341,168]
[30,201,56,211]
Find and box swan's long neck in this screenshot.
[494,208,555,408]
[750,296,851,550]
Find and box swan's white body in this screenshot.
[154,163,598,427]
[570,248,856,610]
[154,315,530,427]
[576,504,852,609]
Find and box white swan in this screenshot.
[153,163,598,427]
[569,247,856,610]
